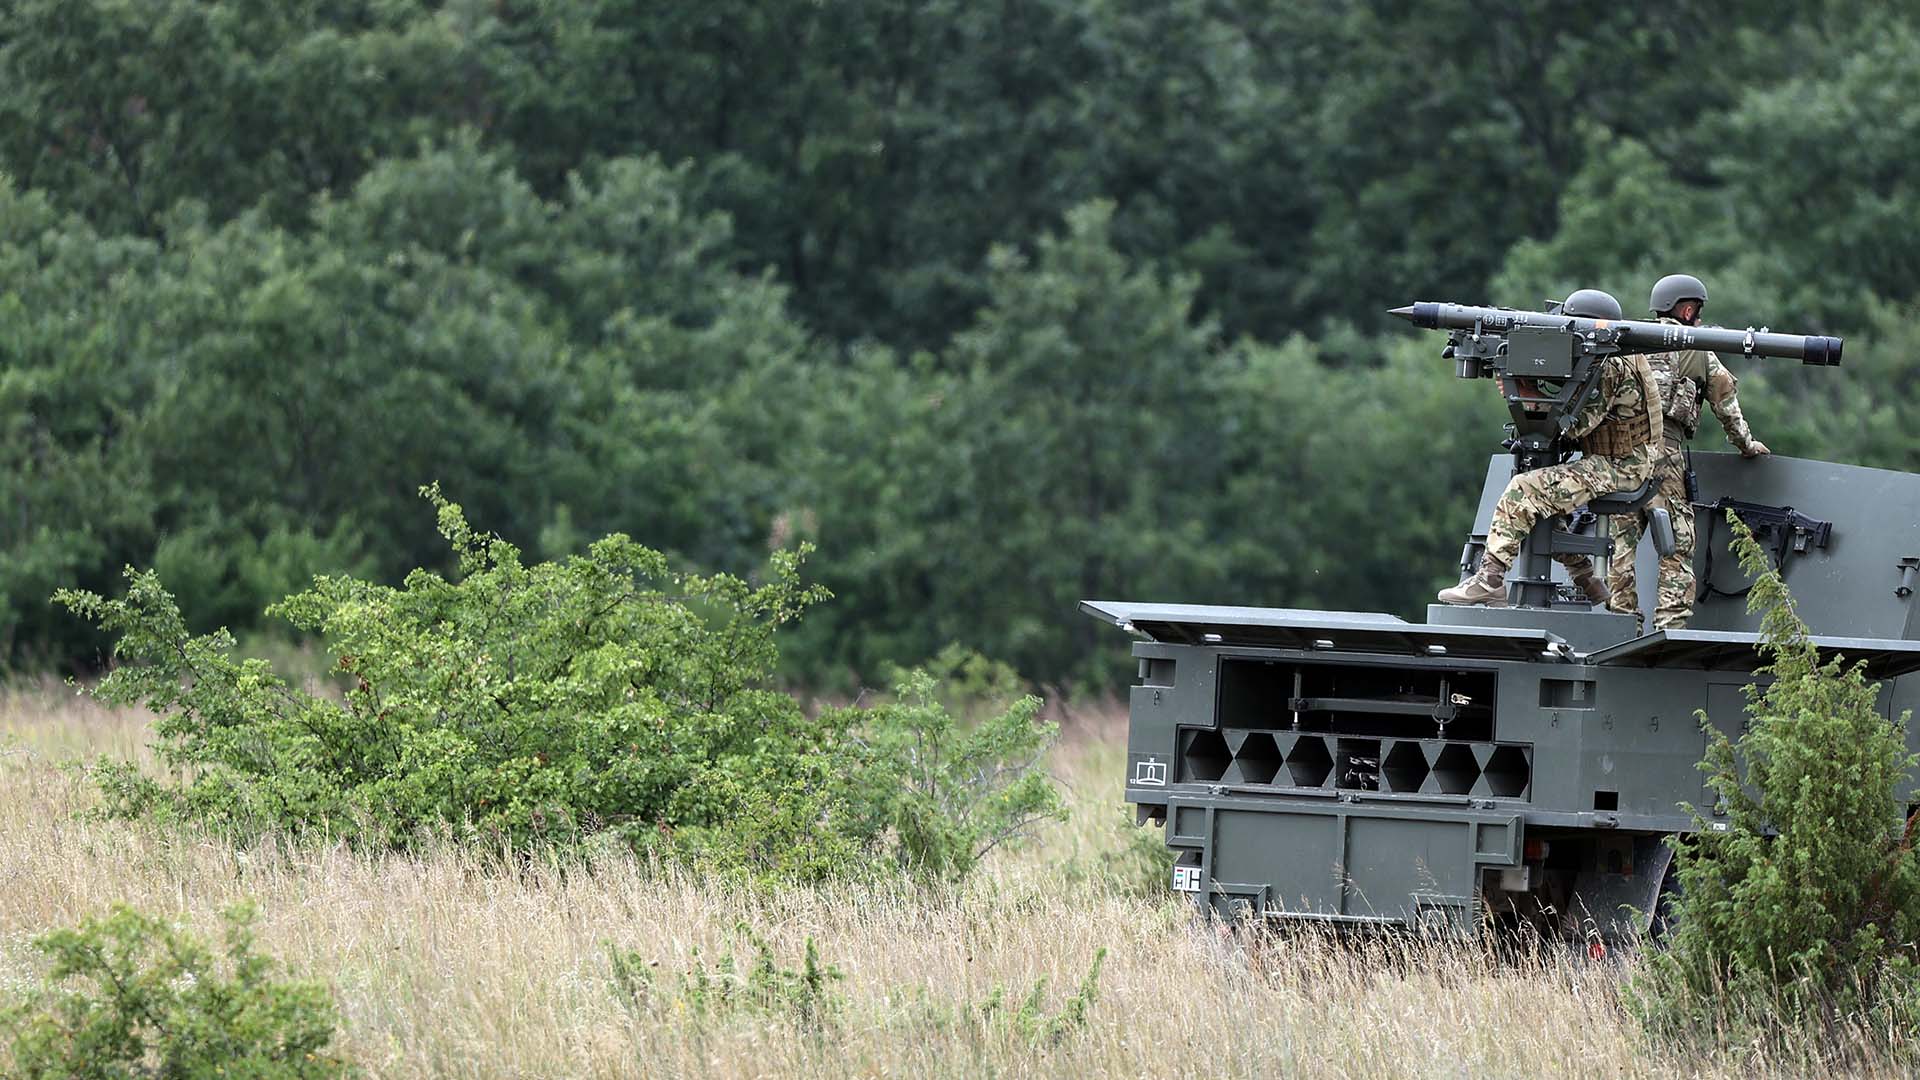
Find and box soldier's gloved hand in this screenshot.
[1741,439,1770,458]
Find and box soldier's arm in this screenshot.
[1705,354,1767,456]
[1567,361,1626,440]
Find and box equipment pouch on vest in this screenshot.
[1666,376,1701,440]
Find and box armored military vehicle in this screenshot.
[1085,298,1920,941]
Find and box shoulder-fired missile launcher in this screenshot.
[1085,296,1910,942]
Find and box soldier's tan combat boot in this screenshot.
[1568,564,1610,606]
[1438,558,1507,607]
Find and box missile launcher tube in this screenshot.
[1390,302,1842,366]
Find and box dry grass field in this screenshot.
[0,683,1893,1078]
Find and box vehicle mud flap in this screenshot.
[1568,835,1675,945]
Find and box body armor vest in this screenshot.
[1579,356,1659,458]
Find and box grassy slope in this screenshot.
[0,686,1889,1078]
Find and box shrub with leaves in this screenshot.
[975,947,1108,1046]
[609,923,845,1029]
[1635,517,1920,1043]
[1063,808,1178,899]
[1,904,348,1079]
[852,663,1062,880]
[58,489,1061,882]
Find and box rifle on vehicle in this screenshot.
[1694,496,1834,601]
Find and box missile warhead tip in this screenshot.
[1388,305,1416,321]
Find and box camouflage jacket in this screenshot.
[1571,352,1663,460]
[1644,316,1758,453]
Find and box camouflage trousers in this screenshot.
[1483,446,1657,574]
[1605,453,1696,629]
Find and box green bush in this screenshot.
[1063,808,1178,899]
[609,923,845,1029]
[1634,518,1920,1045]
[975,947,1108,1046]
[58,489,1061,883]
[1,903,349,1079]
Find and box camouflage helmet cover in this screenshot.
[1562,288,1624,320]
[1649,274,1707,314]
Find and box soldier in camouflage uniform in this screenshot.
[1440,289,1663,607]
[1605,274,1768,630]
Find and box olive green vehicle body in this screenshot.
[1087,452,1920,939]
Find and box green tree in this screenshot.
[1210,333,1508,618]
[788,201,1228,685]
[1710,20,1920,325]
[0,136,819,667]
[1491,136,1738,314]
[0,0,491,234]
[1638,519,1920,1041]
[0,181,166,663]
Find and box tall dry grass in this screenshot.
[0,684,1892,1078]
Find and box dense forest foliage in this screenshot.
[3,1,1917,688]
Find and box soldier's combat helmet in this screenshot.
[1562,289,1624,320]
[1649,274,1707,315]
